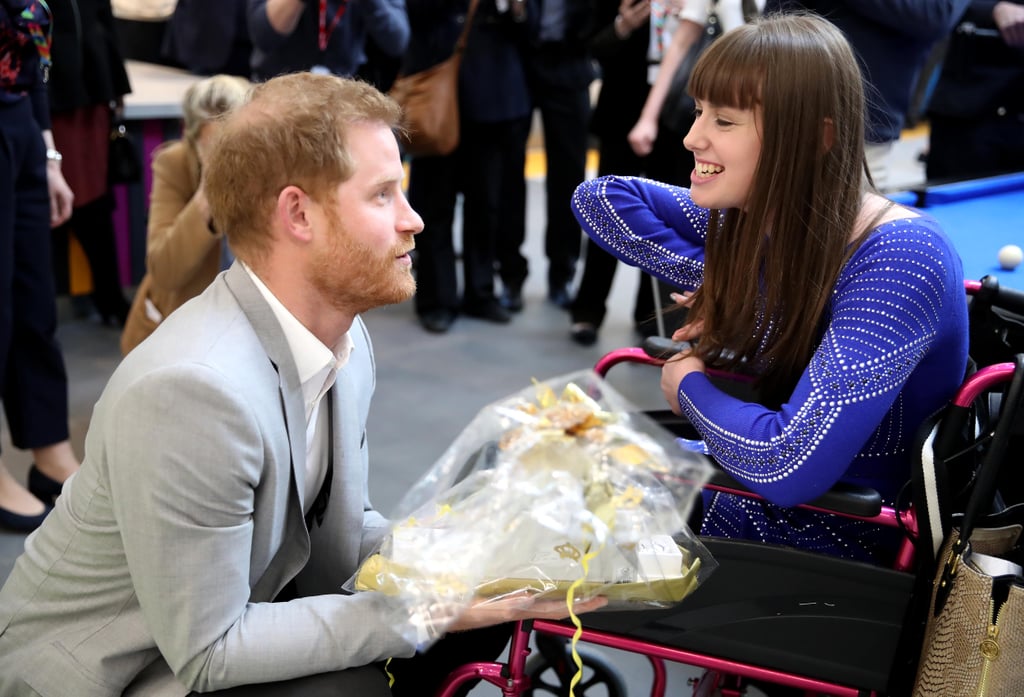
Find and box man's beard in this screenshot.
[310,209,416,314]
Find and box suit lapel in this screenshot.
[298,352,368,595]
[223,264,311,599]
[223,264,309,507]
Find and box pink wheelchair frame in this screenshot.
[431,280,1021,697]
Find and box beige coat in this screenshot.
[121,140,225,355]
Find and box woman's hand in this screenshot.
[669,292,703,342]
[193,182,212,224]
[47,163,74,227]
[661,352,705,416]
[628,116,658,157]
[615,0,651,39]
[447,593,608,633]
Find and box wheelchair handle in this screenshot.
[641,336,692,359]
[965,276,1024,315]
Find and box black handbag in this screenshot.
[108,119,142,185]
[658,0,721,134]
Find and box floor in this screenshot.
[0,131,928,695]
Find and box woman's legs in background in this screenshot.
[407,153,461,333]
[0,100,79,530]
[65,195,131,326]
[570,131,681,344]
[50,107,131,327]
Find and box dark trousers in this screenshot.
[52,195,130,325]
[499,61,591,290]
[571,122,690,333]
[409,116,530,313]
[0,99,71,455]
[192,665,391,696]
[926,111,1024,182]
[113,18,177,67]
[192,624,513,697]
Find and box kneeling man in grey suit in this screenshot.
[0,72,603,697]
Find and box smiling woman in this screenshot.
[571,13,970,566]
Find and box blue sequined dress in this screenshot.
[573,176,970,562]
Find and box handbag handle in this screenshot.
[454,0,481,57]
[933,353,1024,614]
[957,352,1024,543]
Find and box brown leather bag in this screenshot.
[389,0,479,157]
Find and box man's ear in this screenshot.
[276,185,314,243]
[822,117,835,153]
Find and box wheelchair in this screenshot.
[431,276,1024,697]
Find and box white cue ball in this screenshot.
[997,244,1023,271]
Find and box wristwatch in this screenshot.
[45,148,63,163]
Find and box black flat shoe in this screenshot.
[548,284,573,310]
[462,300,511,324]
[570,322,598,346]
[419,309,456,334]
[28,465,65,505]
[0,503,51,532]
[500,285,524,313]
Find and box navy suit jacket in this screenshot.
[523,0,594,89]
[162,0,249,74]
[404,0,532,123]
[767,0,970,142]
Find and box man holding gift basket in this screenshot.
[0,72,604,697]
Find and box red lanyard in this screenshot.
[318,0,350,52]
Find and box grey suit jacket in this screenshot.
[0,264,415,696]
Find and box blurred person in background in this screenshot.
[48,0,133,327]
[766,0,970,189]
[406,0,534,334]
[926,0,1024,181]
[496,0,593,313]
[0,0,81,531]
[568,0,703,347]
[110,0,177,64]
[120,74,252,355]
[162,0,252,76]
[247,0,409,81]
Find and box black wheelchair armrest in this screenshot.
[706,469,884,519]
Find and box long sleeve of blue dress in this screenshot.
[573,176,970,561]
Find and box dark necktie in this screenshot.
[305,392,334,529]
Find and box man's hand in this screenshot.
[447,593,608,633]
[615,0,651,39]
[994,1,1024,47]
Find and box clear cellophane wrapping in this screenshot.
[346,370,717,647]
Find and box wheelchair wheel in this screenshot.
[524,636,628,697]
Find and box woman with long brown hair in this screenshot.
[572,13,969,564]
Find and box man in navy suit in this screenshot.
[766,0,970,188]
[163,0,253,76]
[497,0,594,311]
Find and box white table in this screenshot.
[122,60,202,121]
